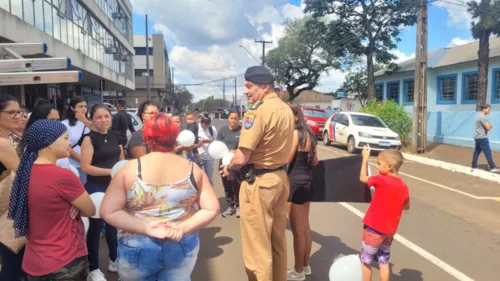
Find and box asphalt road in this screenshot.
[98,119,500,281]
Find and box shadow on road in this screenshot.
[286,227,423,281]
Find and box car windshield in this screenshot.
[303,109,329,119]
[350,114,386,128]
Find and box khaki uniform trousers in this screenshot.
[239,170,289,281]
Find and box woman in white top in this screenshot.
[197,116,217,185]
[61,97,91,184]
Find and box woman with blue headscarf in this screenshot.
[8,119,96,280]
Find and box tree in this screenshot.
[266,17,346,101]
[305,0,422,100]
[339,63,385,106]
[468,0,500,110]
[164,85,193,113]
[188,96,230,112]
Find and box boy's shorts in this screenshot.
[360,225,394,265]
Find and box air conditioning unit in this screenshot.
[105,47,117,54]
[112,12,126,20]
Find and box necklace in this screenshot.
[103,134,108,143]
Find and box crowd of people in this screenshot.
[0,65,410,281]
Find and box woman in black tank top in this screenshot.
[0,94,27,281]
[80,103,124,279]
[285,103,319,280]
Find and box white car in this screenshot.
[322,112,401,154]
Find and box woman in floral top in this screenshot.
[100,113,219,280]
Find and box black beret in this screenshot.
[244,66,276,84]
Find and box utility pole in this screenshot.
[145,14,151,100]
[255,39,272,66]
[412,1,428,154]
[222,79,226,105]
[234,77,237,107]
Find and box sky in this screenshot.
[130,0,480,102]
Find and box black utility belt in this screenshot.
[240,164,284,184]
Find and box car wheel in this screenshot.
[347,136,358,154]
[323,132,331,146]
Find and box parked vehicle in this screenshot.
[301,107,329,138]
[322,112,401,154]
[213,108,228,119]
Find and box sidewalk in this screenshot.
[402,142,500,183]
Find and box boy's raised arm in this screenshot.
[360,145,370,183]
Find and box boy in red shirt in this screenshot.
[359,146,410,281]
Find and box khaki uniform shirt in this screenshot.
[238,92,294,169]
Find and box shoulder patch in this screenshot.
[244,113,256,129]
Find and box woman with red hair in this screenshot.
[100,113,220,280]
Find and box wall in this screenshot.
[375,58,500,150]
[298,101,331,109]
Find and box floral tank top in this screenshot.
[118,158,199,238]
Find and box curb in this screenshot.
[401,152,500,184]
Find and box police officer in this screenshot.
[221,66,294,281]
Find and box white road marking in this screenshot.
[339,202,475,281]
[318,145,500,201]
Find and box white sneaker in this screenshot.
[287,268,306,281]
[303,265,312,275]
[108,261,117,272]
[87,269,107,281]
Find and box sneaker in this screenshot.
[303,265,312,276]
[236,207,240,218]
[87,269,107,281]
[490,167,500,173]
[287,268,306,281]
[222,207,236,217]
[108,261,117,273]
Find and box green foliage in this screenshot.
[188,96,230,112]
[361,100,412,144]
[266,17,345,101]
[305,0,422,100]
[164,85,194,113]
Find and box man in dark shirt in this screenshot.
[111,100,136,147]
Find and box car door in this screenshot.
[328,113,340,141]
[335,114,349,144]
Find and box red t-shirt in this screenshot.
[22,164,87,276]
[363,174,409,235]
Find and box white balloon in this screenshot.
[82,217,89,234]
[68,164,79,178]
[177,130,196,147]
[208,141,229,159]
[111,160,129,178]
[329,254,362,281]
[89,192,105,219]
[222,151,234,165]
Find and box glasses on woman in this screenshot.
[1,110,23,117]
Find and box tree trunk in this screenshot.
[476,30,490,111]
[366,52,375,101]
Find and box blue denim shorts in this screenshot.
[116,231,200,281]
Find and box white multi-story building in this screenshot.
[127,34,171,107]
[0,0,135,109]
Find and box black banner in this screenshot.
[311,155,372,203]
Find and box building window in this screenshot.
[134,47,153,56]
[437,74,457,104]
[403,79,414,105]
[375,83,384,101]
[134,69,154,77]
[461,71,478,104]
[386,81,399,103]
[491,68,500,104]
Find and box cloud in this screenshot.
[390,50,415,63]
[447,36,476,47]
[433,0,479,29]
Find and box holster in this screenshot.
[240,164,256,184]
